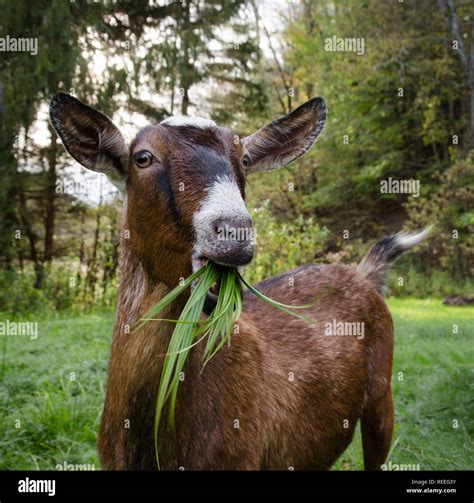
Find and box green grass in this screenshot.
[0,311,112,470]
[0,299,472,470]
[333,298,474,470]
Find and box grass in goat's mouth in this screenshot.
[139,261,313,469]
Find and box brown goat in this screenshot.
[50,93,428,470]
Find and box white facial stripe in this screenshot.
[161,115,217,129]
[195,176,248,222]
[193,176,250,255]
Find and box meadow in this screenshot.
[0,299,472,470]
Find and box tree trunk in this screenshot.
[445,0,468,68]
[303,0,315,99]
[440,0,473,148]
[88,211,101,300]
[470,10,474,148]
[170,38,177,115]
[0,80,18,271]
[101,226,119,301]
[43,124,58,263]
[17,187,42,288]
[180,0,191,115]
[262,20,292,112]
[84,181,103,303]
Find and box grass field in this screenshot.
[0,299,472,470]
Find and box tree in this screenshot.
[245,0,473,288]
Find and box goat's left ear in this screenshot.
[242,97,327,173]
[49,92,129,190]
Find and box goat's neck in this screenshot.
[112,231,188,366]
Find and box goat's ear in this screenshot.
[49,93,128,190]
[242,97,327,173]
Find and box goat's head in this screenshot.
[50,93,326,288]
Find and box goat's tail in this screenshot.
[357,226,432,294]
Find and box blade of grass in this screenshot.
[136,264,207,330]
[237,271,318,310]
[166,267,219,422]
[238,272,315,323]
[202,268,242,366]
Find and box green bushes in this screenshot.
[245,200,471,298]
[0,265,118,316]
[245,201,331,284]
[385,265,474,299]
[0,271,53,315]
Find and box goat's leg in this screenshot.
[361,389,394,470]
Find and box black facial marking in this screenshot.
[154,160,182,228]
[192,146,234,186]
[112,157,126,175]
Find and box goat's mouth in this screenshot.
[191,253,244,314]
[191,254,220,299]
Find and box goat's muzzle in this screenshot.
[194,215,255,267]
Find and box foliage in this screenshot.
[246,201,331,284]
[403,153,474,280]
[0,270,53,315]
[245,0,472,291]
[0,261,119,315]
[1,0,471,309]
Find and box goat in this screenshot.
[50,93,428,470]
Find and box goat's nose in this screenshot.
[208,216,255,266]
[212,216,253,241]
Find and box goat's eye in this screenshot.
[241,155,250,169]
[134,150,153,168]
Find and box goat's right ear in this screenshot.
[241,97,327,173]
[49,93,128,190]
